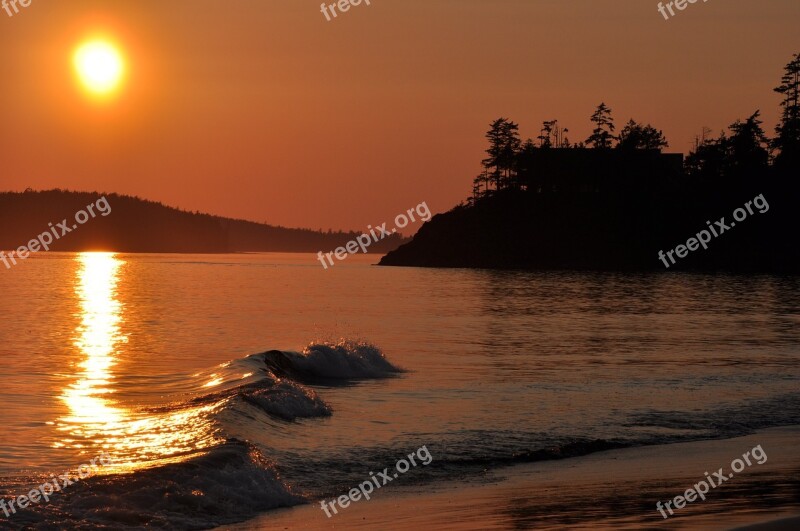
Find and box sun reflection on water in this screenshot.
[62,253,125,429]
[58,253,222,471]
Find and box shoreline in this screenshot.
[222,426,800,530]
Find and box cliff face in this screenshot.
[379,178,800,273]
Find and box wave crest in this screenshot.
[263,341,403,383]
[6,440,301,530]
[239,379,332,421]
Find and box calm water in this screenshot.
[1,252,799,528]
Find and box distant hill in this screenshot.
[0,190,408,254]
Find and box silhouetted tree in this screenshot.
[685,133,728,181]
[539,120,570,148]
[727,111,770,177]
[686,112,769,181]
[773,53,800,169]
[557,125,570,148]
[586,103,616,149]
[538,120,557,148]
[480,118,521,191]
[472,169,490,200]
[617,119,669,150]
[515,138,540,193]
[692,126,713,152]
[520,138,536,154]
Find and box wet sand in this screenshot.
[223,426,800,530]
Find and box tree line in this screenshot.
[472,53,800,200]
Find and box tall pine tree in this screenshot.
[773,53,800,169]
[479,118,521,191]
[586,103,616,149]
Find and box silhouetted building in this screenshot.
[517,148,684,194]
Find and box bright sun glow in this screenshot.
[73,40,125,96]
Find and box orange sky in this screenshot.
[1,0,798,232]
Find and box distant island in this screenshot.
[380,53,800,272]
[0,190,407,254]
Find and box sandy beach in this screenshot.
[223,426,800,530]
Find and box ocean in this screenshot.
[1,252,799,529]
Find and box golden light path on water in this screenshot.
[56,252,223,471]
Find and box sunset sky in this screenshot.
[1,0,797,232]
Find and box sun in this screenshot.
[73,40,125,97]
